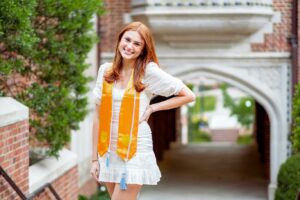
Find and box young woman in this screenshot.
[90,21,195,200]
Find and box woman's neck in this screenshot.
[122,59,135,72]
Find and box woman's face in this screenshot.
[118,30,145,62]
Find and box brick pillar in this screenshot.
[0,98,80,200]
[99,0,132,52]
[0,97,29,199]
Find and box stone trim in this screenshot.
[29,148,78,193]
[132,0,272,8]
[0,97,29,127]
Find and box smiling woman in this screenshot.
[118,31,144,61]
[90,21,195,200]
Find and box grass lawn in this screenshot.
[190,129,211,143]
[237,134,253,145]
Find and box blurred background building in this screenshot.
[92,1,297,199]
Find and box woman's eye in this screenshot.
[125,38,130,42]
[134,43,140,46]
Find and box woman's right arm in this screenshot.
[91,63,108,161]
[90,63,110,180]
[90,104,100,180]
[92,104,99,161]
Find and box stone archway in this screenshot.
[171,64,289,200]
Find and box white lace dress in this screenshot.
[93,62,184,185]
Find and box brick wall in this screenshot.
[32,166,78,200]
[0,98,79,200]
[100,0,132,52]
[251,0,292,52]
[0,120,29,200]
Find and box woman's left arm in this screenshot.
[151,85,195,112]
[140,85,195,122]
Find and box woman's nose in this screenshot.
[126,42,133,49]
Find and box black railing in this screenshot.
[0,165,27,200]
[27,183,62,200]
[0,165,61,200]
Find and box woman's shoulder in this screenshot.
[100,62,113,70]
[146,61,159,69]
[98,62,113,75]
[145,61,160,75]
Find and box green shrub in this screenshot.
[90,190,110,200]
[0,0,104,157]
[78,188,110,200]
[275,154,300,200]
[292,84,300,154]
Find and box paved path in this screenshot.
[139,143,268,200]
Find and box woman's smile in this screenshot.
[122,47,134,56]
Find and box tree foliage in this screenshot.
[0,0,104,157]
[0,0,38,79]
[220,84,254,128]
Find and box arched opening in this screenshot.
[146,66,286,199]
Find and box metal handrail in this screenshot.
[0,165,27,200]
[0,165,61,200]
[27,183,62,200]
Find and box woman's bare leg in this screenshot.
[104,182,116,197]
[111,184,142,200]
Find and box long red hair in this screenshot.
[104,21,159,92]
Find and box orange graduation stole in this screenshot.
[97,69,140,161]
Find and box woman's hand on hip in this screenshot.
[139,105,155,123]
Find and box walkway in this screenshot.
[140,143,268,200]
